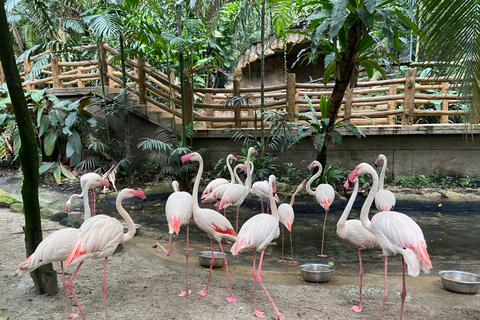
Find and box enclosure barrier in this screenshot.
[0,42,468,129]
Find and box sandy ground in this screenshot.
[1,208,479,320]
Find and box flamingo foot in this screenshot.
[197,290,208,296]
[277,314,284,320]
[225,240,232,244]
[317,254,328,258]
[226,295,237,303]
[350,305,362,313]
[278,259,287,263]
[254,310,265,318]
[68,312,79,318]
[178,290,192,297]
[288,260,297,264]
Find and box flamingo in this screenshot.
[201,154,237,199]
[250,179,280,213]
[181,152,237,303]
[337,177,378,312]
[65,188,146,320]
[65,173,110,219]
[231,175,283,320]
[277,179,306,263]
[218,147,258,233]
[152,180,193,297]
[374,154,396,212]
[348,163,432,320]
[306,160,335,257]
[18,228,82,318]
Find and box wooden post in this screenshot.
[0,62,4,84]
[184,81,193,125]
[98,41,109,86]
[136,55,146,105]
[286,73,297,121]
[344,85,353,123]
[233,79,241,129]
[23,56,33,90]
[107,65,116,87]
[402,68,416,125]
[205,93,214,128]
[440,82,449,124]
[77,66,85,88]
[51,56,62,88]
[387,84,397,125]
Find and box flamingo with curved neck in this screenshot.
[201,154,237,199]
[66,173,109,220]
[374,154,396,211]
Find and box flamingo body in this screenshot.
[250,180,280,213]
[201,154,237,198]
[166,181,193,235]
[66,173,110,219]
[374,154,396,212]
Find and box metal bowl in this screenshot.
[438,270,480,294]
[299,264,335,283]
[197,251,225,268]
[67,211,82,219]
[122,223,141,235]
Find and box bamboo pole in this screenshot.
[98,42,109,86]
[402,68,416,125]
[77,67,85,87]
[286,73,297,121]
[205,93,214,128]
[440,82,450,124]
[136,55,146,105]
[233,79,241,129]
[23,56,33,90]
[387,84,397,125]
[51,56,62,88]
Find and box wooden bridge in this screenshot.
[0,42,469,130]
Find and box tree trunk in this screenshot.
[0,1,57,294]
[318,18,366,169]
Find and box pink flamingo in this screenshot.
[201,154,237,199]
[277,179,306,263]
[18,228,82,318]
[65,188,146,319]
[374,154,396,212]
[306,160,335,257]
[250,180,280,213]
[337,177,378,312]
[181,152,237,302]
[231,174,283,319]
[66,173,110,219]
[152,180,193,297]
[219,147,258,233]
[348,163,432,320]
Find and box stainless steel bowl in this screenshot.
[67,211,82,219]
[438,270,480,294]
[122,223,141,235]
[197,251,225,268]
[299,263,335,283]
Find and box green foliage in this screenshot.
[236,147,279,182]
[276,162,303,185]
[394,171,478,189]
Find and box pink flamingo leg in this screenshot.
[380,255,388,320]
[278,225,286,263]
[235,206,240,234]
[60,262,79,318]
[288,230,297,264]
[260,200,265,213]
[351,247,364,312]
[256,250,283,320]
[317,209,328,257]
[253,249,264,318]
[179,225,192,297]
[400,256,406,320]
[65,261,86,320]
[218,241,237,302]
[198,239,215,296]
[152,234,172,256]
[102,257,108,320]
[90,189,96,216]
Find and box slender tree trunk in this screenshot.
[0,1,57,294]
[318,19,365,169]
[11,22,24,52]
[260,0,266,156]
[177,4,186,147]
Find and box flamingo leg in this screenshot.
[260,200,265,213]
[65,261,86,320]
[400,256,406,320]
[235,206,240,234]
[278,225,286,263]
[351,247,364,312]
[102,257,108,320]
[152,234,172,256]
[179,224,192,297]
[380,255,388,320]
[218,241,237,302]
[252,249,264,318]
[288,230,296,264]
[60,262,79,318]
[255,250,283,320]
[90,189,96,216]
[198,239,215,296]
[317,210,328,257]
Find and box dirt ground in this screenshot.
[1,207,479,320]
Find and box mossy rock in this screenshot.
[9,202,24,213]
[0,189,21,208]
[40,206,59,219]
[59,217,74,227]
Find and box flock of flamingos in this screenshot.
[16,147,432,320]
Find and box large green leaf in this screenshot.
[65,111,77,128]
[313,132,326,151]
[59,163,77,180]
[39,162,55,174]
[66,140,75,158]
[38,116,49,137]
[68,131,82,154]
[0,114,7,126]
[329,0,349,38]
[53,163,61,184]
[327,130,342,144]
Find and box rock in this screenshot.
[59,217,74,227]
[40,207,57,219]
[72,218,84,228]
[0,189,21,208]
[9,202,24,213]
[50,212,68,222]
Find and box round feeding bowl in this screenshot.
[122,223,141,235]
[438,270,480,294]
[197,251,225,268]
[299,264,335,283]
[67,211,82,219]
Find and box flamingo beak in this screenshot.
[286,220,292,232]
[274,193,280,203]
[343,180,349,196]
[253,149,258,156]
[65,204,70,212]
[100,179,110,188]
[374,158,379,168]
[307,163,313,171]
[181,154,192,163]
[131,190,146,200]
[348,168,358,183]
[232,156,238,162]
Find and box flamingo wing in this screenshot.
[232,214,280,254]
[219,184,248,209]
[202,178,229,198]
[277,204,294,230]
[315,184,335,210]
[166,191,193,234]
[338,220,378,249]
[194,207,237,242]
[375,189,396,212]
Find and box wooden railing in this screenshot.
[2,42,469,129]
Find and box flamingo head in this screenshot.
[181,153,193,163]
[348,167,359,183]
[65,200,71,212]
[274,193,280,203]
[130,189,146,200]
[99,178,110,188]
[232,156,238,162]
[243,165,247,174]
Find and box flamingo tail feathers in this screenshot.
[231,236,249,256]
[169,215,182,235]
[66,242,85,267]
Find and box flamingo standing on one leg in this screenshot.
[374,154,396,212]
[65,188,146,320]
[277,179,306,263]
[306,160,335,257]
[66,173,110,219]
[336,177,378,312]
[348,163,432,320]
[181,152,237,303]
[152,180,193,297]
[250,180,280,213]
[201,154,237,199]
[219,147,258,233]
[231,175,283,319]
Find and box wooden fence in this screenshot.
[1,42,468,129]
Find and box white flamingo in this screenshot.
[65,173,110,219]
[374,154,396,212]
[201,154,237,199]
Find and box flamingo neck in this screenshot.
[360,165,379,232]
[117,192,136,242]
[268,179,279,220]
[227,156,236,183]
[192,157,203,210]
[289,180,305,206]
[337,180,359,227]
[244,161,254,189]
[379,156,387,190]
[82,180,95,220]
[306,163,322,196]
